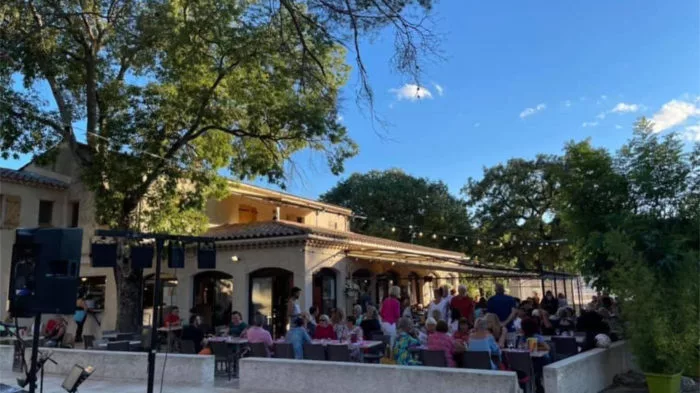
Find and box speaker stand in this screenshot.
[27,314,41,393]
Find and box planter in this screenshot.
[645,372,682,393]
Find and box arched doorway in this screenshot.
[249,268,293,338]
[192,271,233,330]
[350,268,372,311]
[376,270,399,304]
[312,268,337,315]
[143,273,179,327]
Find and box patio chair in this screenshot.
[106,341,130,351]
[210,341,233,380]
[421,349,447,367]
[273,343,294,359]
[248,342,269,358]
[303,344,326,361]
[82,335,95,349]
[461,351,492,370]
[327,345,350,362]
[180,340,197,354]
[552,336,578,360]
[505,351,535,393]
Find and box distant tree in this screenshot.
[462,155,570,270]
[0,0,437,332]
[320,169,472,251]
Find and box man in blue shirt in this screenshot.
[487,284,518,328]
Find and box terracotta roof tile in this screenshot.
[206,220,464,258]
[0,168,69,189]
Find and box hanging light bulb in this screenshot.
[409,225,413,229]
[391,227,396,232]
[432,234,437,239]
[418,232,424,237]
[454,238,458,242]
[464,236,469,241]
[489,241,494,245]
[442,236,447,240]
[539,245,543,250]
[477,239,482,245]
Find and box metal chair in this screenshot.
[505,351,535,393]
[303,343,326,360]
[210,341,233,380]
[82,335,95,349]
[248,342,269,358]
[180,340,197,354]
[106,341,130,351]
[273,343,294,359]
[327,345,350,362]
[552,336,578,360]
[462,351,492,370]
[421,349,447,367]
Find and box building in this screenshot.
[1,144,532,338]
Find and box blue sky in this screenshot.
[3,0,699,200]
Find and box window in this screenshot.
[70,202,80,227]
[38,200,54,226]
[238,205,257,223]
[1,195,21,228]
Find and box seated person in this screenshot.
[449,309,461,334]
[163,306,181,327]
[521,317,551,354]
[285,317,311,359]
[313,314,336,340]
[360,306,381,339]
[419,317,437,345]
[467,318,501,370]
[181,315,205,353]
[44,317,67,347]
[341,316,363,341]
[229,311,248,337]
[393,317,420,366]
[427,320,456,367]
[452,317,470,349]
[302,312,316,338]
[245,314,273,356]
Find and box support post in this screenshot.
[576,277,583,315]
[146,239,164,393]
[553,275,558,297]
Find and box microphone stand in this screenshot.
[0,315,51,393]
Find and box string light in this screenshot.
[418,232,424,237]
[432,234,437,239]
[477,240,482,245]
[391,227,396,233]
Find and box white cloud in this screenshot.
[473,122,480,128]
[615,124,623,129]
[433,83,444,96]
[596,112,606,120]
[600,95,608,101]
[336,115,344,122]
[611,102,640,113]
[563,100,572,107]
[389,84,433,101]
[582,121,599,128]
[650,99,700,133]
[519,103,547,119]
[682,124,700,141]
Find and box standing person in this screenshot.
[487,284,518,329]
[427,288,449,322]
[285,317,311,359]
[557,293,568,308]
[450,285,475,325]
[287,287,302,327]
[380,286,401,340]
[532,291,541,307]
[74,290,89,343]
[541,291,559,315]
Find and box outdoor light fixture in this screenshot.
[230,255,240,263]
[90,237,117,267]
[61,364,95,393]
[197,242,216,269]
[167,241,185,268]
[130,241,154,269]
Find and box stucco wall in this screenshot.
[543,341,631,393]
[240,358,520,393]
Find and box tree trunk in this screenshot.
[112,207,144,333]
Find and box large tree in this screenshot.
[320,169,473,251]
[0,0,437,331]
[462,155,571,270]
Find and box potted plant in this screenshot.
[607,233,699,393]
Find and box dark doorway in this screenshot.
[407,272,421,306]
[249,268,293,338]
[192,271,233,330]
[376,270,399,304]
[312,268,337,315]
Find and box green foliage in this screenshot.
[462,155,571,269]
[320,169,472,251]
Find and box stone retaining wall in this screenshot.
[544,341,630,393]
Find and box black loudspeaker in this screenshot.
[197,242,216,269]
[130,244,154,269]
[9,228,83,317]
[91,242,117,267]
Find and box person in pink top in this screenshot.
[380,286,401,340]
[244,314,273,356]
[427,320,457,367]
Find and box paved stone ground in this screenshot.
[0,373,244,393]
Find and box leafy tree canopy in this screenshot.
[320,169,472,251]
[462,155,571,270]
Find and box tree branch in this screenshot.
[280,0,326,77]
